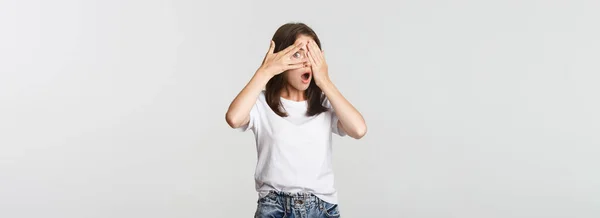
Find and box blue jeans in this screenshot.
[254,191,341,218]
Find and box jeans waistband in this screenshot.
[266,190,321,204]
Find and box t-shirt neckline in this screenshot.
[280,96,307,106]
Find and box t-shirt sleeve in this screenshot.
[325,99,347,137]
[331,110,347,136]
[236,100,260,132]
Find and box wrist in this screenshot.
[256,67,275,79]
[315,77,332,88]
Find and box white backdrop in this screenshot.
[1,0,599,217]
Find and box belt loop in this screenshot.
[285,197,290,213]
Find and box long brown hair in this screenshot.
[265,22,329,117]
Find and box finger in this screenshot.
[308,40,323,63]
[261,41,274,64]
[285,63,305,70]
[278,41,299,55]
[306,41,317,61]
[306,51,314,65]
[287,57,308,65]
[307,50,317,67]
[267,40,275,54]
[283,41,305,56]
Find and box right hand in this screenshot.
[258,40,307,76]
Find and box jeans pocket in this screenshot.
[255,193,285,218]
[258,192,279,205]
[321,201,340,217]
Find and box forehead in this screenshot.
[294,34,314,44]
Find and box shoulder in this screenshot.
[322,95,333,109]
[258,90,267,103]
[253,90,268,110]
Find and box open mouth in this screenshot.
[301,72,311,83]
[302,73,310,80]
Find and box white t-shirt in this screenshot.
[237,90,346,204]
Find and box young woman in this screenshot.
[225,22,367,218]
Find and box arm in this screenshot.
[225,40,307,128]
[306,40,367,139]
[225,70,272,128]
[318,79,367,139]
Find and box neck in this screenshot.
[280,85,306,102]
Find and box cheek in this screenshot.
[286,68,303,76]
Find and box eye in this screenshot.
[292,52,302,59]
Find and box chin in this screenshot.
[298,84,310,91]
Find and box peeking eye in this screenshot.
[292,52,302,59]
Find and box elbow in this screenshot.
[352,125,367,139]
[225,112,242,129]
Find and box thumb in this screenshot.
[268,40,275,54]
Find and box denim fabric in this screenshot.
[254,191,341,218]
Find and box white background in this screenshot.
[1,0,599,217]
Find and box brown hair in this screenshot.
[265,22,329,117]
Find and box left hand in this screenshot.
[306,40,330,86]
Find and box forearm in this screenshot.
[318,79,367,139]
[225,69,272,128]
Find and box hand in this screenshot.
[306,39,330,86]
[258,40,307,77]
